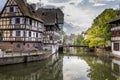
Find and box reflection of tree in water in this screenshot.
[81,56,116,80]
[0,54,63,80]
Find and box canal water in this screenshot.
[0,48,120,80]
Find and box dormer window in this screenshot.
[10,7,14,12]
[7,6,16,12]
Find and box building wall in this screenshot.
[1,42,42,52]
[112,42,120,56]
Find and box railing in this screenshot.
[111,26,120,31]
[0,24,25,29]
[26,25,44,32]
[3,37,24,41]
[111,37,120,41]
[2,37,43,42]
[25,37,42,42]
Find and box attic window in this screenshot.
[10,7,14,12]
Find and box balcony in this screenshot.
[111,37,120,41]
[111,26,120,31]
[25,37,42,42]
[2,37,24,41]
[0,24,25,30]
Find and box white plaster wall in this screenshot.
[112,42,120,56]
[26,31,29,37]
[12,31,16,37]
[21,31,24,37]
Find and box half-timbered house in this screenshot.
[0,0,44,52]
[36,8,64,52]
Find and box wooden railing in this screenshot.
[111,37,120,41]
[111,26,120,31]
[2,37,43,42]
[0,24,25,29]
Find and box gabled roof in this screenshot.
[15,0,43,22]
[36,8,64,25]
[1,0,43,22]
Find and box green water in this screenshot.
[0,51,119,80]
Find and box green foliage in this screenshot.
[74,34,84,52]
[63,31,66,44]
[85,9,118,48]
[74,34,84,45]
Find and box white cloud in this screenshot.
[93,3,106,6]
[27,0,117,35]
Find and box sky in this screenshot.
[0,0,120,35]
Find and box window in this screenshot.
[10,7,14,12]
[29,31,31,37]
[50,36,53,40]
[16,31,21,37]
[17,44,21,48]
[29,19,32,25]
[15,18,20,24]
[114,43,119,51]
[36,33,38,37]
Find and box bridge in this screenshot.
[60,45,89,47]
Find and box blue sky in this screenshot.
[0,0,120,35]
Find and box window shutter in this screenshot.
[12,18,15,24]
[12,31,16,37]
[14,7,16,12]
[6,7,10,12]
[20,18,22,24]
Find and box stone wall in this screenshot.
[1,42,42,52]
[0,53,52,66]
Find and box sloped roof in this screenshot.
[5,0,43,22]
[36,8,64,25]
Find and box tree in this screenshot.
[84,9,118,48]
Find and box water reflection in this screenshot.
[0,53,63,80]
[63,56,90,80]
[0,49,120,80]
[112,59,120,79]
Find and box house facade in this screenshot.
[36,8,64,52]
[0,0,44,52]
[110,16,120,56]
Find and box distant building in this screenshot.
[82,32,87,39]
[36,8,64,51]
[65,34,76,45]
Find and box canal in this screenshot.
[0,48,120,80]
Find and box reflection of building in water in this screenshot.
[0,54,63,80]
[112,59,120,78]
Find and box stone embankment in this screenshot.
[0,51,52,66]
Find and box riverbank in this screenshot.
[0,51,52,66]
